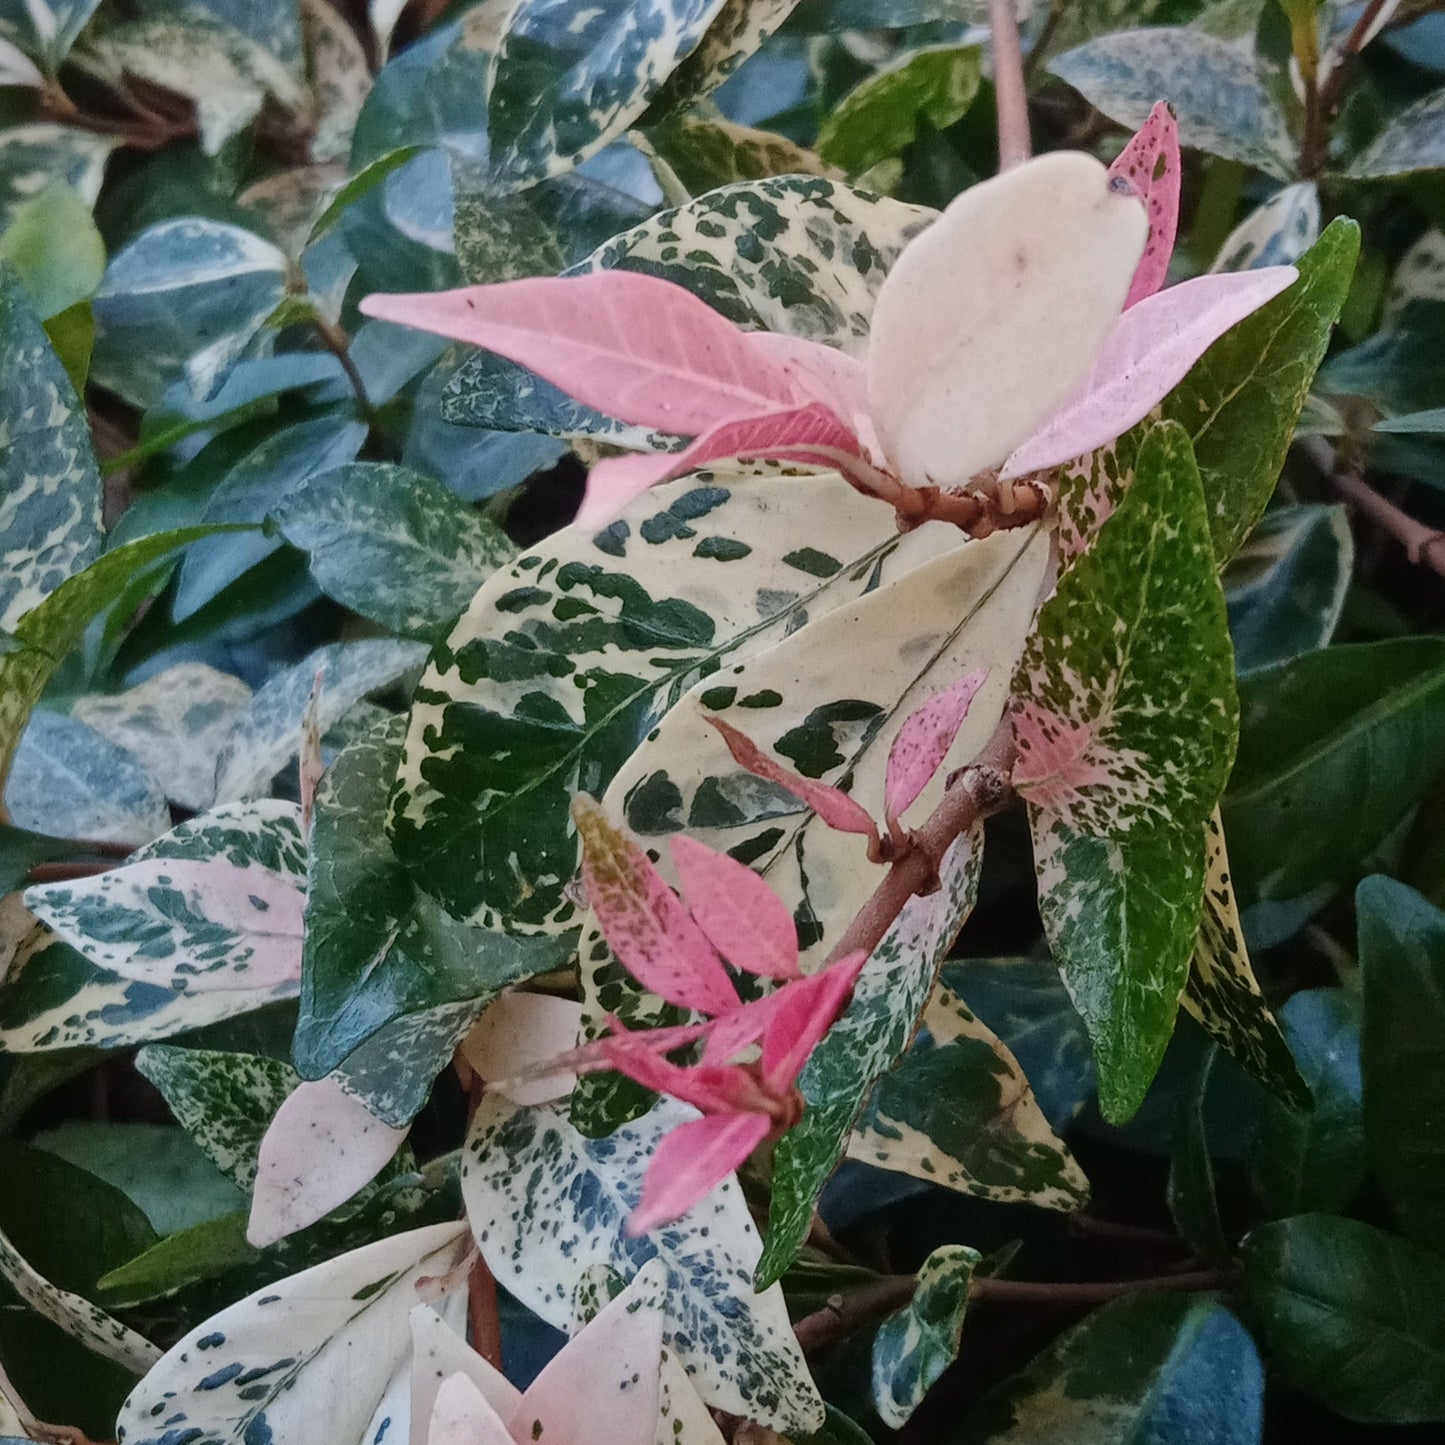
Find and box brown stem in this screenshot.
[26,861,122,884]
[1300,70,1326,179]
[988,0,1032,170]
[1309,0,1396,171]
[468,1252,504,1369]
[1069,1214,1184,1248]
[1023,0,1071,79]
[311,315,375,421]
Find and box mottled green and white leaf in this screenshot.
[1211,183,1321,274]
[643,112,836,196]
[1349,85,1445,178]
[0,124,114,232]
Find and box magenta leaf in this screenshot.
[572,795,740,1017]
[627,1112,772,1237]
[359,273,804,437]
[705,716,877,837]
[884,669,988,823]
[670,833,801,980]
[1108,101,1182,308]
[576,402,864,530]
[759,950,869,1092]
[1000,266,1298,480]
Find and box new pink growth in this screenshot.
[672,831,801,979]
[1107,101,1181,308]
[1010,699,1118,813]
[884,670,988,823]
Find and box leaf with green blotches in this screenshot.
[644,0,802,117]
[955,1292,1263,1443]
[1349,85,1445,178]
[0,124,114,233]
[1357,876,1445,1246]
[871,1245,980,1428]
[272,463,515,639]
[643,113,836,196]
[0,268,102,633]
[1245,988,1363,1216]
[1210,181,1320,274]
[818,44,981,176]
[1051,27,1295,177]
[0,0,100,73]
[1223,637,1445,902]
[1242,1215,1445,1424]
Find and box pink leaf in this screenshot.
[760,950,869,1092]
[460,992,583,1106]
[572,796,740,1017]
[410,1306,520,1442]
[359,272,804,437]
[1108,102,1182,308]
[591,1020,777,1117]
[1000,266,1298,480]
[670,833,800,980]
[626,1112,772,1236]
[427,1374,515,1445]
[884,669,988,823]
[748,333,874,433]
[247,1077,409,1247]
[705,716,877,837]
[576,402,864,530]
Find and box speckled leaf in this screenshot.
[849,980,1089,1211]
[25,800,306,1001]
[272,462,515,640]
[462,1087,823,1434]
[485,0,729,188]
[72,664,253,814]
[1182,810,1308,1106]
[387,470,966,928]
[0,124,114,232]
[303,0,370,164]
[214,638,427,804]
[645,0,801,114]
[91,218,290,409]
[0,270,101,631]
[1212,183,1321,273]
[6,711,169,847]
[819,44,981,176]
[581,528,1049,1141]
[114,1222,469,1445]
[643,113,835,196]
[0,0,101,72]
[871,1245,979,1429]
[1051,29,1295,178]
[1349,85,1445,177]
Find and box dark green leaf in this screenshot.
[1167,1042,1230,1264]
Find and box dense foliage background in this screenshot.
[1,0,1444,1441]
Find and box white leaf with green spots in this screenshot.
[462,1082,823,1434]
[114,1222,469,1445]
[0,0,101,73]
[0,123,114,231]
[271,462,516,640]
[1051,28,1296,178]
[388,470,968,928]
[72,664,254,814]
[641,113,837,197]
[646,0,803,115]
[214,638,427,804]
[1211,183,1320,274]
[1349,85,1445,178]
[0,270,101,631]
[24,800,306,999]
[871,1245,980,1429]
[849,979,1089,1210]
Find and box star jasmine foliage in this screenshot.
[5,2,1445,1442]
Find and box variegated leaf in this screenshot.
[1182,810,1308,1107]
[870,1245,979,1430]
[387,470,967,928]
[0,0,101,73]
[1211,183,1321,274]
[0,269,101,631]
[462,1084,823,1434]
[642,114,836,197]
[0,124,114,231]
[114,1222,470,1445]
[1384,227,1445,324]
[645,0,802,114]
[485,0,730,188]
[1349,85,1445,178]
[213,638,427,804]
[582,526,1050,1139]
[72,663,254,814]
[848,980,1089,1210]
[24,801,306,1000]
[303,0,371,164]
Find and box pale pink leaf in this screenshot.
[427,1373,514,1445]
[460,992,583,1106]
[748,333,875,435]
[409,1306,520,1443]
[572,795,739,1017]
[626,1112,772,1237]
[1108,101,1182,308]
[359,272,804,437]
[999,266,1298,480]
[590,1022,776,1117]
[760,950,869,1092]
[884,669,988,823]
[705,716,877,837]
[576,402,864,531]
[246,1077,409,1247]
[670,833,800,980]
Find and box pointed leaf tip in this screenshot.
[885,669,988,822]
[671,832,801,980]
[1108,101,1182,308]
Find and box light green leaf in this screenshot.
[0,124,114,232]
[463,1087,823,1434]
[1349,85,1445,177]
[1357,876,1445,1245]
[272,462,516,639]
[72,663,253,814]
[818,44,982,176]
[871,1245,980,1429]
[1245,988,1363,1216]
[0,267,102,634]
[1223,637,1445,902]
[955,1293,1264,1443]
[0,182,105,323]
[1051,27,1296,178]
[388,470,961,928]
[1242,1215,1445,1424]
